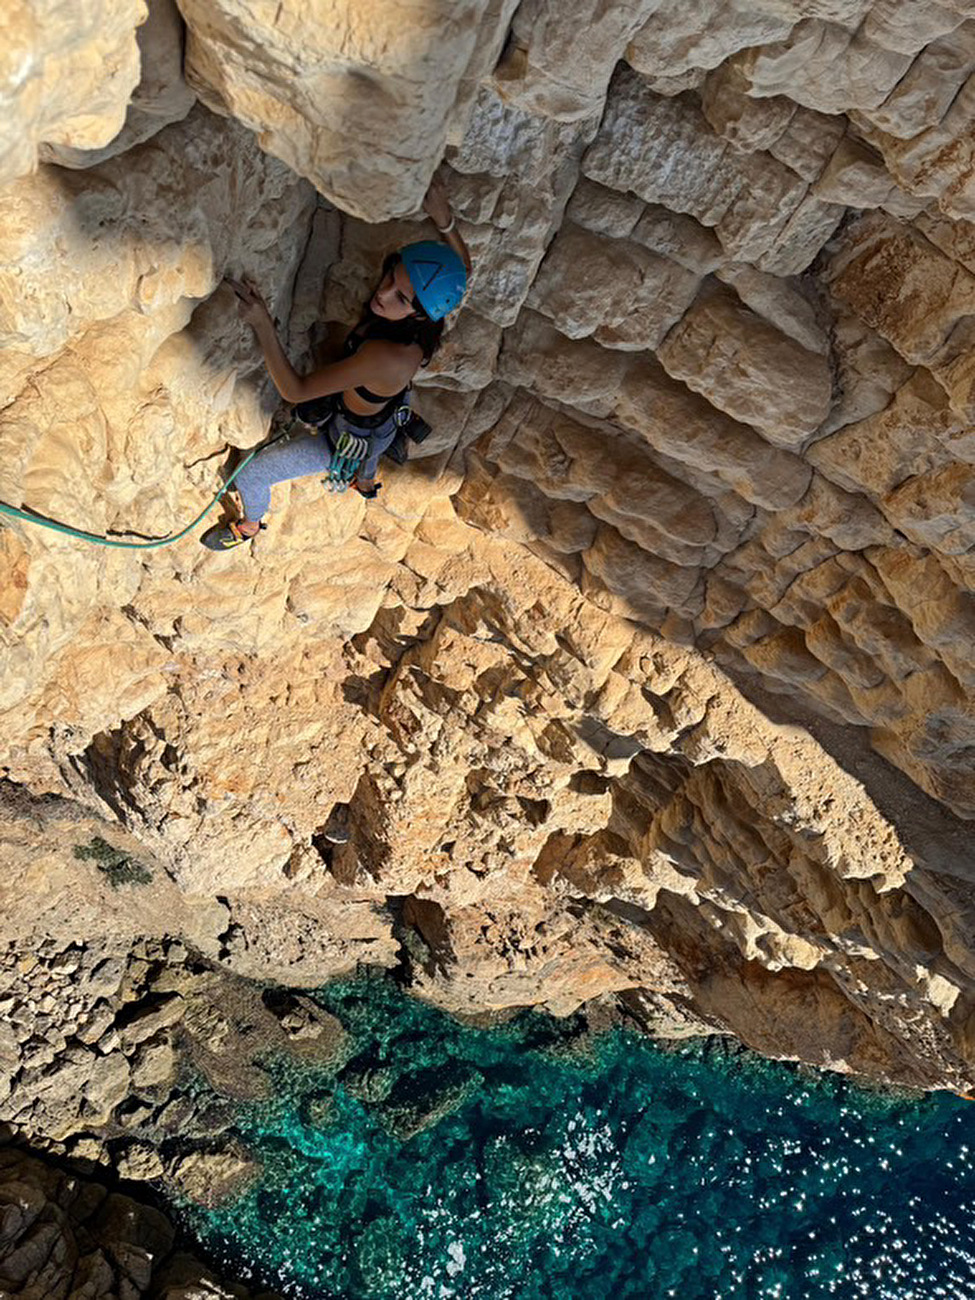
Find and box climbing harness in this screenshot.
[0,423,295,551]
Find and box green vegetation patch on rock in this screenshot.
[73,836,153,888]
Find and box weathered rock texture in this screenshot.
[4,0,975,1140]
[0,0,147,186]
[0,1146,281,1297]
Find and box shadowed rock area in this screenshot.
[0,1145,282,1298]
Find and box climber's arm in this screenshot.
[249,317,377,404]
[285,341,413,404]
[231,280,403,404]
[422,173,472,273]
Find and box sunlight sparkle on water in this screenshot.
[174,975,975,1300]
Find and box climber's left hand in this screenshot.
[422,173,452,230]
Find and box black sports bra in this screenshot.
[343,325,411,408]
[354,381,405,404]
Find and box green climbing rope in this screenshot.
[0,428,290,550]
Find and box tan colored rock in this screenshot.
[715,262,829,355]
[637,67,709,97]
[527,222,700,350]
[817,307,914,437]
[872,546,975,682]
[38,0,195,169]
[824,210,975,365]
[615,357,813,507]
[449,82,596,197]
[583,524,703,618]
[883,463,975,554]
[85,1049,132,1127]
[0,0,146,186]
[625,0,796,79]
[492,0,663,121]
[1,606,172,776]
[630,203,725,273]
[115,1141,166,1181]
[863,0,967,53]
[168,1143,260,1209]
[590,455,719,552]
[130,1036,178,1090]
[179,0,504,221]
[759,191,846,277]
[768,104,847,180]
[476,394,756,578]
[583,69,815,269]
[438,5,522,151]
[477,392,612,502]
[731,19,913,114]
[768,474,892,552]
[446,86,600,326]
[807,369,960,498]
[565,178,645,240]
[813,134,895,206]
[654,894,940,1085]
[1,498,970,1088]
[499,310,627,415]
[404,889,683,1017]
[916,209,975,274]
[422,310,503,391]
[701,61,797,153]
[218,890,399,988]
[851,21,975,140]
[0,105,315,383]
[857,75,975,218]
[815,560,937,685]
[0,106,317,765]
[656,284,833,447]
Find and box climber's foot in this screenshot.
[200,519,263,551]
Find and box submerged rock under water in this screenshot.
[172,973,975,1300]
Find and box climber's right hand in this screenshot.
[227,277,273,331]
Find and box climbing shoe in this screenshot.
[200,520,264,550]
[352,477,382,499]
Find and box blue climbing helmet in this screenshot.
[400,241,467,320]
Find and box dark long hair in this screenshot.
[357,252,444,365]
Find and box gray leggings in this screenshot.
[234,431,333,520]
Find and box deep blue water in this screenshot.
[179,973,975,1299]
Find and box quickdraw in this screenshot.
[322,430,370,493]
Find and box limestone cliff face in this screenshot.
[4,0,975,1122]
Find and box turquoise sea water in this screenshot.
[181,973,975,1299]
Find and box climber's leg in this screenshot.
[234,431,333,521]
[200,432,333,549]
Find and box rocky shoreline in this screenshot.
[0,933,646,1297]
[0,1143,283,1299]
[0,932,351,1197]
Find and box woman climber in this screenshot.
[201,175,471,551]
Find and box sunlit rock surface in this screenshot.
[3,0,975,1148]
[1,0,147,185]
